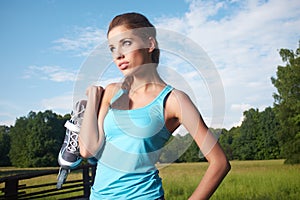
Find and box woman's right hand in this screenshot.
[85,85,105,111]
[79,85,105,158]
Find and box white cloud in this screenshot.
[45,0,300,129]
[0,101,24,126]
[23,65,78,82]
[52,26,106,57]
[0,112,17,126]
[154,0,300,128]
[231,103,252,112]
[40,93,73,115]
[0,119,15,126]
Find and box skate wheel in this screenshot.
[56,168,69,189]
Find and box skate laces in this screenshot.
[67,129,80,153]
[67,101,86,153]
[70,101,86,126]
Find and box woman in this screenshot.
[79,12,230,200]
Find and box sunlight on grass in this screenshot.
[1,160,299,199]
[159,160,300,200]
[0,167,84,199]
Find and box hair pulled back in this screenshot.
[107,12,160,64]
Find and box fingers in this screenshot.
[84,85,105,115]
[86,85,104,97]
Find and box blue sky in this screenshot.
[1,0,299,129]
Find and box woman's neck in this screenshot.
[124,66,165,93]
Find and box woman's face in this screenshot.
[108,25,152,75]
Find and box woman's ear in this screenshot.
[148,37,156,53]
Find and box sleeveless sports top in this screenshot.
[90,85,173,200]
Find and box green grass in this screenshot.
[1,160,299,199]
[159,160,300,200]
[0,167,84,199]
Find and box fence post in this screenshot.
[91,165,96,185]
[4,179,18,199]
[82,165,91,198]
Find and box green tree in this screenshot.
[9,110,68,167]
[178,136,202,162]
[159,135,181,163]
[227,107,280,160]
[258,107,280,159]
[227,126,242,160]
[237,108,261,160]
[217,128,234,160]
[9,116,30,167]
[159,133,205,163]
[0,125,11,166]
[271,42,300,164]
[159,134,195,163]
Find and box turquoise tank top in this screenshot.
[90,85,173,200]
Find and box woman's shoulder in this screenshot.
[105,82,122,91]
[169,87,191,102]
[102,82,122,102]
[166,87,198,120]
[167,87,196,109]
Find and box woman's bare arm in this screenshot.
[167,90,231,200]
[79,83,118,158]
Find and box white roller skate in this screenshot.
[57,100,86,189]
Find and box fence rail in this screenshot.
[0,164,96,200]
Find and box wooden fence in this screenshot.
[0,164,96,200]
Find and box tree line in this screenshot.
[0,111,70,167]
[0,42,299,167]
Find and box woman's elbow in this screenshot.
[79,142,103,159]
[213,154,231,175]
[80,148,93,158]
[218,153,231,176]
[224,159,231,174]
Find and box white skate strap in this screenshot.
[64,120,80,133]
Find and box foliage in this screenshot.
[0,126,11,166]
[217,107,280,161]
[178,136,203,162]
[217,128,235,160]
[239,108,261,160]
[1,42,299,167]
[9,110,69,167]
[159,134,202,163]
[160,121,281,163]
[271,42,300,164]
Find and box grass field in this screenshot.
[1,160,299,199]
[160,160,300,200]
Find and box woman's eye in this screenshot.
[109,46,116,52]
[122,40,132,47]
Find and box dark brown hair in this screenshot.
[107,12,160,64]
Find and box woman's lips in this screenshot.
[118,62,129,70]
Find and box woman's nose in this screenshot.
[113,49,125,60]
[116,53,125,60]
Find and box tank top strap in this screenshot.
[110,85,173,105]
[154,85,173,106]
[109,89,127,104]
